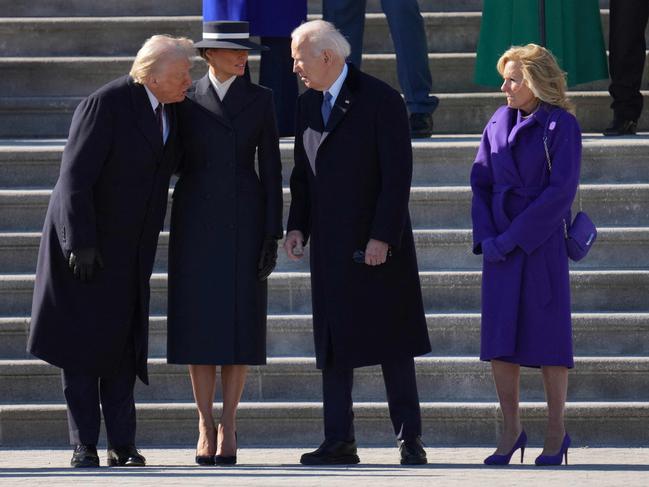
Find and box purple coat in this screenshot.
[470,104,581,368]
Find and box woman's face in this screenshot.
[206,48,249,80]
[501,60,538,114]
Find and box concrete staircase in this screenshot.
[1,0,649,448]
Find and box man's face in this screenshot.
[291,38,330,91]
[149,56,192,103]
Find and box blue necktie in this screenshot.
[321,91,332,126]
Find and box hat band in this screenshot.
[203,32,250,40]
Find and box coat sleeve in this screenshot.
[470,123,499,254]
[369,88,412,249]
[497,112,582,255]
[57,94,114,252]
[286,96,311,243]
[257,92,284,239]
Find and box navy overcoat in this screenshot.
[28,76,181,384]
[287,64,431,369]
[166,75,283,365]
[471,104,581,368]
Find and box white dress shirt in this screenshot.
[209,70,237,101]
[323,63,349,107]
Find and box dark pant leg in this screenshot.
[609,0,649,121]
[322,0,367,68]
[322,365,355,441]
[381,0,438,114]
[61,369,101,446]
[381,357,422,440]
[100,340,137,448]
[259,36,298,137]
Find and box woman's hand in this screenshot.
[482,238,506,263]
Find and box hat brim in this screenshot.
[194,39,269,51]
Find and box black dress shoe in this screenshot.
[409,112,434,138]
[70,444,99,468]
[107,445,146,467]
[603,118,637,136]
[300,439,360,465]
[399,437,427,465]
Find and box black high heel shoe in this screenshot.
[195,425,217,465]
[214,431,238,465]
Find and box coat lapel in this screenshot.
[222,76,261,120]
[302,64,357,175]
[190,75,233,129]
[128,77,163,159]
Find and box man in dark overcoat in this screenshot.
[284,20,431,466]
[27,35,194,468]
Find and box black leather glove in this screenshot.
[257,237,278,281]
[68,247,104,282]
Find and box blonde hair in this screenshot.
[291,20,351,60]
[497,43,574,114]
[130,35,195,83]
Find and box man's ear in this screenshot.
[323,49,332,64]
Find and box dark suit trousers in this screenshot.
[323,0,438,114]
[323,357,422,441]
[260,36,298,137]
[608,0,649,121]
[61,338,136,447]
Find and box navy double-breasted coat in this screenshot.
[166,75,283,365]
[28,76,182,384]
[287,64,431,370]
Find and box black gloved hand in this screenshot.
[68,247,104,282]
[257,237,279,281]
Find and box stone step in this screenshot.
[1,226,647,275]
[4,312,648,360]
[0,400,644,447]
[1,183,647,232]
[0,0,493,17]
[2,92,647,138]
[1,270,648,317]
[0,1,615,16]
[4,51,645,99]
[0,11,631,57]
[3,356,649,404]
[2,136,649,188]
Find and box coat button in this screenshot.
[228,224,235,230]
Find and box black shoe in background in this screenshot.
[300,439,360,465]
[399,437,427,465]
[603,118,637,136]
[70,444,99,468]
[409,112,434,138]
[107,445,146,466]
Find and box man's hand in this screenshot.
[364,238,389,266]
[68,247,104,282]
[283,230,305,261]
[258,237,279,281]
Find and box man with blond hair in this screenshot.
[284,20,430,466]
[28,35,194,468]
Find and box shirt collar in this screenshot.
[143,84,161,111]
[323,63,348,107]
[208,70,237,100]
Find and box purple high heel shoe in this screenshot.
[535,433,571,466]
[484,430,527,466]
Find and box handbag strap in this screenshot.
[542,109,570,239]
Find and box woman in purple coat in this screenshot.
[471,44,581,467]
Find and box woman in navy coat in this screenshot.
[471,44,581,466]
[167,22,283,465]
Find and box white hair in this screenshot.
[130,35,195,83]
[291,20,351,60]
